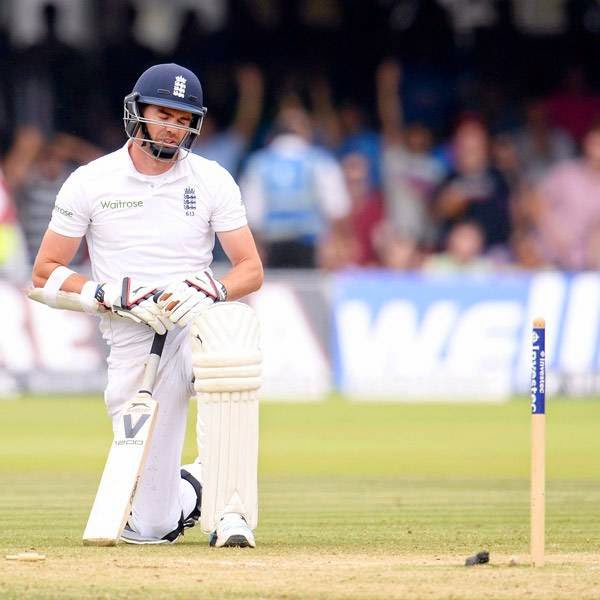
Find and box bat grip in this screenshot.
[139,333,167,395]
[150,332,167,357]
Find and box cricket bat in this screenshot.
[28,287,100,312]
[82,332,167,546]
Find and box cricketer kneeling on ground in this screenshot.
[30,62,264,546]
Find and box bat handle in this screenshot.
[139,332,167,395]
[150,331,167,357]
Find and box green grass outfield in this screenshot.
[1,396,599,599]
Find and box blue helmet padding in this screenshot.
[136,95,205,116]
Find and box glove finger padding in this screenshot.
[112,308,144,325]
[114,278,174,334]
[167,290,210,322]
[156,281,192,310]
[129,303,172,335]
[173,296,215,327]
[159,272,224,327]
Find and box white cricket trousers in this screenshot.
[104,326,195,539]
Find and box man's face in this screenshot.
[454,122,489,174]
[141,104,193,149]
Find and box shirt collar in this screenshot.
[121,141,190,185]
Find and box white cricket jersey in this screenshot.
[48,142,247,345]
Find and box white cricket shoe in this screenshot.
[209,513,256,548]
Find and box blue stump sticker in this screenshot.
[531,326,546,415]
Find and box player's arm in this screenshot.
[158,164,263,326]
[376,59,404,145]
[32,229,87,291]
[30,229,171,333]
[158,226,263,327]
[230,65,264,142]
[217,225,263,301]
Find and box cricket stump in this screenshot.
[530,317,546,567]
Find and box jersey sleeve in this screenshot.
[48,168,90,237]
[210,167,248,232]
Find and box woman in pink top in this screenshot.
[535,123,600,270]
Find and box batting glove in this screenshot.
[81,277,173,335]
[157,271,227,327]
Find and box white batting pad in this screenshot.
[191,302,262,533]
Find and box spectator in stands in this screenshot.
[240,101,350,268]
[491,130,556,270]
[377,59,445,247]
[372,222,423,271]
[336,102,381,190]
[424,220,491,273]
[544,66,600,144]
[0,22,12,156]
[310,78,381,191]
[14,2,92,138]
[6,127,101,265]
[533,122,600,271]
[0,167,28,283]
[510,230,550,271]
[491,133,523,193]
[342,152,383,266]
[432,117,511,252]
[193,65,264,177]
[509,183,547,270]
[317,228,358,272]
[512,98,575,184]
[318,152,383,270]
[172,8,231,82]
[585,229,600,271]
[100,2,158,148]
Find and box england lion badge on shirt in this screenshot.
[184,187,196,216]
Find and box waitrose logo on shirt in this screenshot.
[53,204,73,217]
[100,200,144,209]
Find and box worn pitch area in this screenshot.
[1,397,599,599]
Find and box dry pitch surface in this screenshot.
[4,549,600,600]
[1,397,600,599]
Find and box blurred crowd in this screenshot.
[1,1,600,281]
